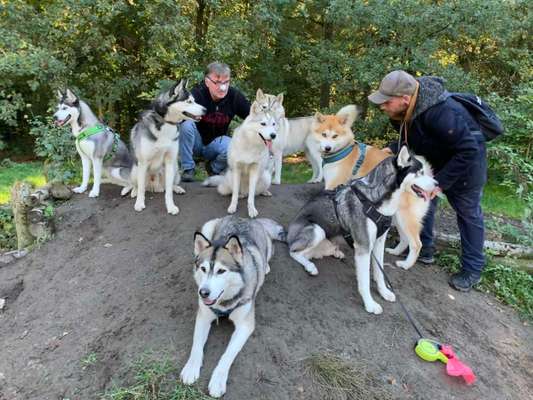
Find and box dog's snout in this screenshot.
[199,288,210,298]
[270,133,276,139]
[325,146,331,152]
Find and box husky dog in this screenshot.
[180,216,285,398]
[313,107,433,270]
[53,89,132,197]
[129,80,205,214]
[254,89,323,184]
[203,94,278,218]
[287,146,436,314]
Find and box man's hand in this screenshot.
[430,187,442,200]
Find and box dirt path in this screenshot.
[0,183,531,400]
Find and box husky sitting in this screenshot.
[53,89,132,197]
[313,106,433,270]
[203,94,278,218]
[254,89,323,184]
[129,80,205,214]
[180,216,285,398]
[287,146,436,314]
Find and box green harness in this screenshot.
[76,124,120,161]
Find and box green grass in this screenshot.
[102,355,210,400]
[481,181,529,220]
[435,251,533,320]
[0,161,46,204]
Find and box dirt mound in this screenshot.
[0,183,531,399]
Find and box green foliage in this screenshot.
[435,251,533,320]
[0,160,46,204]
[0,205,16,252]
[28,117,78,183]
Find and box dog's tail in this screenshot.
[202,175,224,187]
[257,218,287,242]
[287,219,316,252]
[109,166,131,184]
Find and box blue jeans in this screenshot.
[179,120,230,174]
[421,188,485,278]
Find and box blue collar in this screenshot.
[322,144,354,166]
[352,142,367,176]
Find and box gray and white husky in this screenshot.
[129,80,205,214]
[203,94,278,218]
[287,146,437,314]
[180,216,285,398]
[53,89,132,197]
[254,89,323,184]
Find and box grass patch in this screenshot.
[481,181,529,220]
[304,353,392,400]
[0,161,46,204]
[102,354,210,400]
[435,251,533,320]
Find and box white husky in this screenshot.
[254,89,323,184]
[203,94,278,218]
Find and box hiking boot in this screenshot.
[417,246,435,265]
[181,169,195,182]
[448,270,481,292]
[204,161,215,176]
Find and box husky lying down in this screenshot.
[287,146,436,314]
[180,216,285,398]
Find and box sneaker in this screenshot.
[181,169,195,182]
[417,246,435,265]
[448,270,481,292]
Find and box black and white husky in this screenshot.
[287,146,437,314]
[129,80,205,214]
[181,216,285,398]
[53,89,132,197]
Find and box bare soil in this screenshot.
[0,183,531,400]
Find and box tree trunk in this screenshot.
[319,21,333,108]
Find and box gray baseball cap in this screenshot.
[368,70,417,104]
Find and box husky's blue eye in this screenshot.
[217,269,226,275]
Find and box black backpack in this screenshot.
[443,91,504,141]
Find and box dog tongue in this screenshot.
[265,140,273,152]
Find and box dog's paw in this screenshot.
[130,188,138,198]
[227,204,237,214]
[167,204,180,215]
[72,186,87,194]
[364,301,383,315]
[180,360,201,385]
[380,289,396,302]
[134,201,145,212]
[88,189,99,198]
[208,369,228,398]
[307,177,321,184]
[248,205,258,218]
[272,179,281,185]
[238,193,246,199]
[261,190,273,197]
[395,260,413,270]
[120,186,132,196]
[173,185,186,195]
[333,249,345,259]
[385,246,403,256]
[304,263,319,276]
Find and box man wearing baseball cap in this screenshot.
[369,70,487,292]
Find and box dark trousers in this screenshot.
[420,188,485,278]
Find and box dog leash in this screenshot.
[370,252,423,338]
[370,252,477,384]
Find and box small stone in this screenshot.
[388,377,397,385]
[104,243,112,248]
[0,298,5,310]
[19,330,29,339]
[448,294,455,300]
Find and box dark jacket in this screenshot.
[191,82,250,145]
[389,77,487,191]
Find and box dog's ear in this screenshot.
[171,79,187,99]
[65,89,78,104]
[275,93,284,106]
[396,146,411,168]
[314,112,325,123]
[194,232,211,256]
[256,88,265,101]
[56,89,64,101]
[224,235,243,264]
[251,100,261,114]
[336,105,360,127]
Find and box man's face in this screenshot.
[379,95,411,120]
[205,73,230,101]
